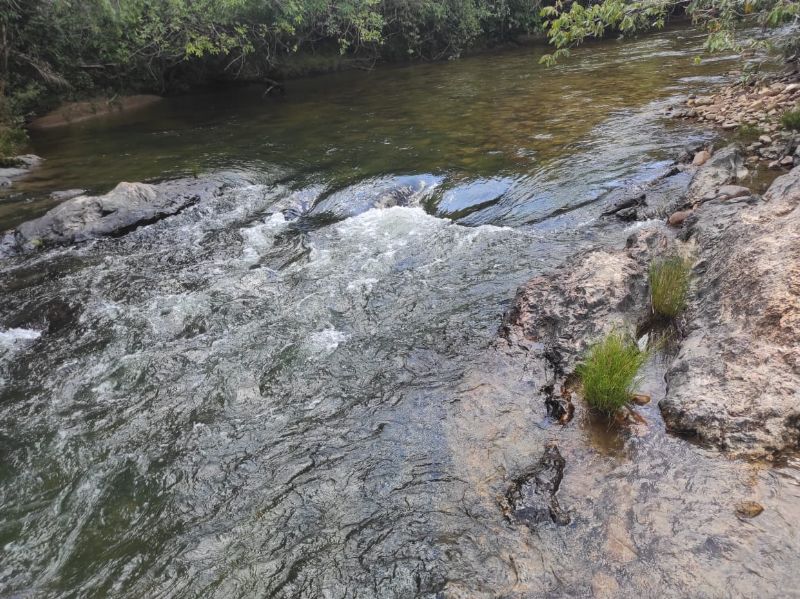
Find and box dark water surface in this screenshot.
[1,27,798,598]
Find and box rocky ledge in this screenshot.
[661,164,800,456]
[504,145,800,458]
[0,177,226,257]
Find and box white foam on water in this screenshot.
[307,328,350,354]
[239,212,289,264]
[0,327,42,346]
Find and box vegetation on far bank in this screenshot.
[1,0,799,161]
[0,0,543,159]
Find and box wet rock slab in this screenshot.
[1,177,226,255]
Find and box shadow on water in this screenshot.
[1,24,798,599]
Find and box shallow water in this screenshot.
[1,26,798,598]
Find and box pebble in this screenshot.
[692,150,711,166]
[781,155,795,167]
[668,210,691,227]
[736,501,764,518]
[631,393,652,405]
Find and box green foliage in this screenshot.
[0,94,26,162]
[539,0,800,65]
[0,0,546,125]
[0,0,541,146]
[735,122,761,141]
[649,256,691,319]
[781,107,800,130]
[577,330,647,415]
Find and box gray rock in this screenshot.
[50,189,87,202]
[0,154,43,186]
[502,228,669,375]
[16,154,42,168]
[660,165,800,457]
[717,184,751,200]
[3,177,225,255]
[688,145,747,203]
[0,167,28,179]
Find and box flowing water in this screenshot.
[1,27,799,598]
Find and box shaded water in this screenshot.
[1,26,798,598]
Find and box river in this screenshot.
[1,26,798,598]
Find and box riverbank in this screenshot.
[504,140,800,458]
[670,70,800,171]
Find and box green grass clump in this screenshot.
[649,256,691,319]
[781,108,800,131]
[577,331,647,415]
[735,123,761,142]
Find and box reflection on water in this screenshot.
[1,24,797,599]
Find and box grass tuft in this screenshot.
[781,108,800,131]
[735,123,761,142]
[649,256,691,319]
[577,330,647,415]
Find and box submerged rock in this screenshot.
[1,177,225,255]
[308,174,441,221]
[660,165,800,457]
[502,442,570,526]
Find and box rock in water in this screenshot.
[1,177,226,255]
[503,443,570,526]
[660,164,800,457]
[735,501,764,518]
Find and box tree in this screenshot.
[539,0,800,65]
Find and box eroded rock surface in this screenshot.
[1,177,226,255]
[502,228,669,375]
[660,165,800,457]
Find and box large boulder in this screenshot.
[660,166,800,457]
[1,177,225,255]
